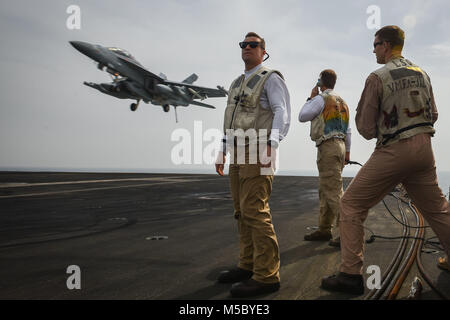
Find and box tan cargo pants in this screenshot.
[229,159,280,284]
[339,133,450,274]
[317,138,346,235]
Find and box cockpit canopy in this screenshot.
[107,47,135,60]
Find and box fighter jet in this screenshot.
[70,41,227,121]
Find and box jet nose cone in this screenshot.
[69,41,87,51]
[69,41,95,59]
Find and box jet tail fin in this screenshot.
[182,73,198,84]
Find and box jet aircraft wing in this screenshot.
[189,100,216,109]
[116,55,165,82]
[164,81,227,98]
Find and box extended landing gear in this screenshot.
[163,104,170,112]
[130,100,140,111]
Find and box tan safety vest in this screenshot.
[310,90,349,147]
[373,57,434,147]
[223,66,283,144]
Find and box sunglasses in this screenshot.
[239,41,263,49]
[373,41,384,49]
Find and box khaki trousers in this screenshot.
[339,133,450,274]
[317,138,346,235]
[229,163,280,284]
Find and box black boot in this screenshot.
[328,236,341,248]
[304,230,332,241]
[321,272,364,295]
[230,279,280,298]
[217,267,253,283]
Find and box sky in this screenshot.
[0,0,449,182]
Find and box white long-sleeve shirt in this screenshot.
[222,64,291,152]
[298,89,352,152]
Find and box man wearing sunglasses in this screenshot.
[321,25,450,295]
[215,32,291,298]
[299,69,351,247]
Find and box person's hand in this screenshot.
[260,145,272,168]
[310,86,319,99]
[215,151,226,176]
[345,151,350,165]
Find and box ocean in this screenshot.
[277,169,450,199]
[0,167,449,199]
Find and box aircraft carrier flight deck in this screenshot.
[0,172,448,300]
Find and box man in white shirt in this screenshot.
[215,32,291,298]
[299,69,351,247]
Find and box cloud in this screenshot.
[431,43,450,57]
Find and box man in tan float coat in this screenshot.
[321,25,450,295]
